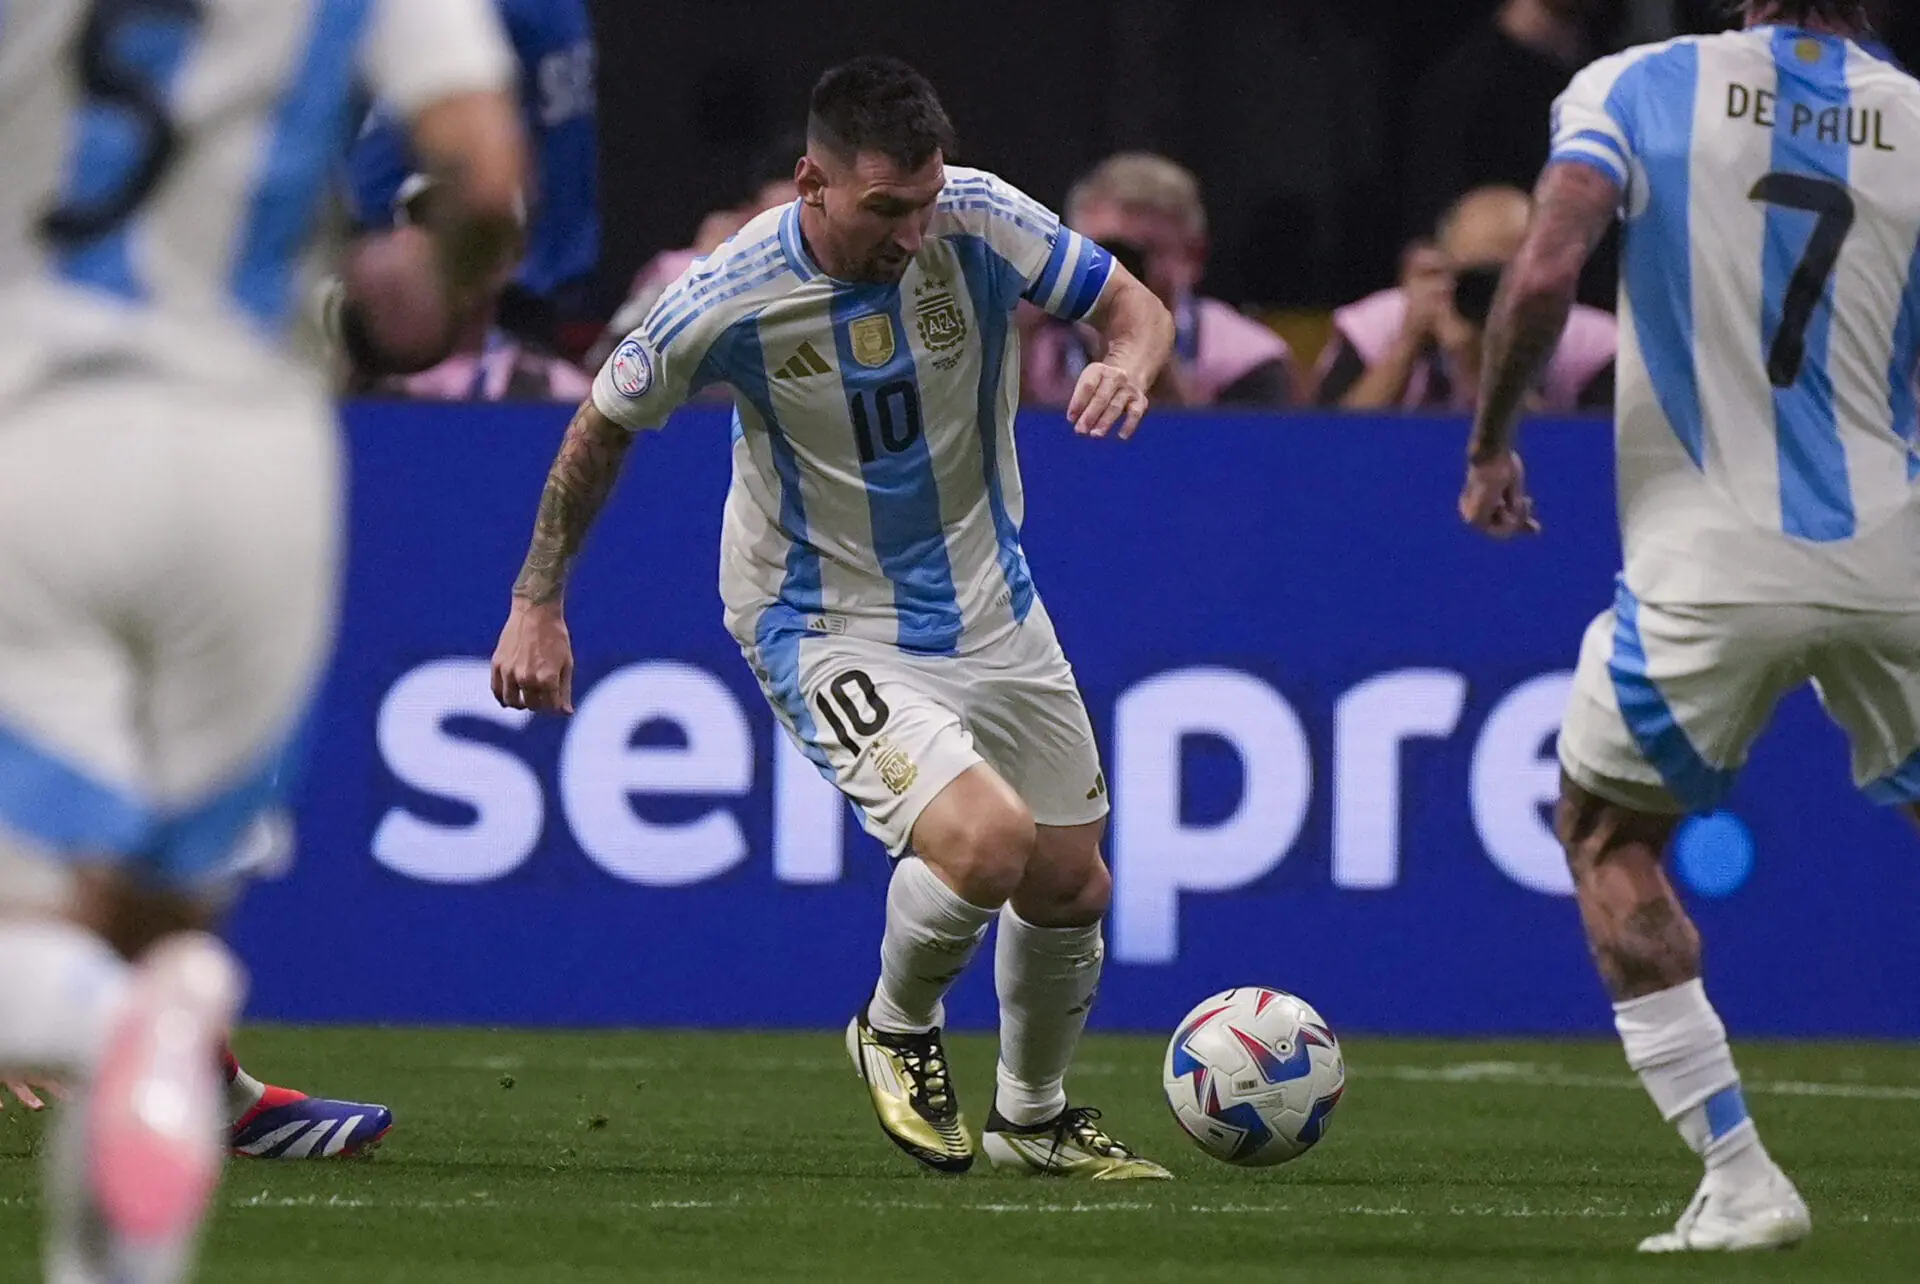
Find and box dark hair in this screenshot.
[1732,0,1875,27]
[807,56,956,169]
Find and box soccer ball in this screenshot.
[1162,987,1345,1167]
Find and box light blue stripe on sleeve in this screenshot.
[1551,128,1631,186]
[231,0,372,329]
[646,239,784,343]
[829,284,963,654]
[655,260,792,351]
[951,234,1035,625]
[1612,44,1708,468]
[1027,227,1074,308]
[1062,237,1116,321]
[1765,30,1855,541]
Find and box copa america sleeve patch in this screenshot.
[610,338,655,399]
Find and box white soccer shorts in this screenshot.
[0,382,340,895]
[1560,577,1920,814]
[746,600,1110,856]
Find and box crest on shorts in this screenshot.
[872,736,919,796]
[848,314,896,368]
[914,272,967,353]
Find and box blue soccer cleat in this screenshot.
[228,1084,393,1159]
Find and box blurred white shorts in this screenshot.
[1560,577,1920,814]
[0,382,340,895]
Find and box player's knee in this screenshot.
[1015,850,1111,927]
[936,801,1038,907]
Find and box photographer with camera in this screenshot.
[1314,185,1616,413]
[1023,153,1297,409]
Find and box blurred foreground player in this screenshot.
[1461,0,1914,1253]
[493,57,1178,1178]
[0,2,523,1279]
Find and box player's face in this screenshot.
[804,150,946,284]
[1069,202,1202,306]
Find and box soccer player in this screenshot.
[349,0,599,342]
[1461,0,1914,1253]
[492,56,1177,1179]
[0,3,524,1280]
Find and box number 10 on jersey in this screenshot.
[849,381,923,463]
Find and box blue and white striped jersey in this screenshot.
[0,0,513,405]
[592,167,1115,657]
[1552,25,1920,607]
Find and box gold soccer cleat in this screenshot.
[982,1105,1173,1180]
[845,1009,974,1174]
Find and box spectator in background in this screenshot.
[1404,0,1624,238]
[1315,185,1615,412]
[1024,153,1296,408]
[588,134,804,370]
[376,176,591,404]
[350,0,599,348]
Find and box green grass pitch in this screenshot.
[4,1028,1918,1282]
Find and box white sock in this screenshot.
[0,919,128,1075]
[867,857,996,1035]
[1615,979,1776,1189]
[993,906,1103,1127]
[222,1044,268,1120]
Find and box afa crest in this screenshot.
[914,273,968,353]
[848,314,895,368]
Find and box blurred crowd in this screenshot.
[352,0,1914,411]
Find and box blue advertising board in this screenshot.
[227,403,1920,1037]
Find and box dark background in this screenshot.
[583,1,1920,313]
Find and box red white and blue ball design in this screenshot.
[1162,987,1346,1167]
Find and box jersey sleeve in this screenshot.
[1548,53,1639,193]
[590,282,738,432]
[590,328,700,433]
[360,0,516,120]
[942,171,1114,322]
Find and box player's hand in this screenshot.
[491,599,576,713]
[1459,451,1542,540]
[1067,361,1150,439]
[2,1079,67,1112]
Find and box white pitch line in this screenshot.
[444,1053,1920,1102]
[1371,1061,1920,1102]
[8,1192,1919,1226]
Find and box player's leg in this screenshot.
[206,809,391,1157]
[1558,593,1809,1252]
[140,405,379,1173]
[963,603,1169,1177]
[0,407,246,1284]
[752,633,1010,1173]
[224,1042,394,1158]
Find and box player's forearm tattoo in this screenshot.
[512,404,634,605]
[1468,163,1620,463]
[1471,286,1571,460]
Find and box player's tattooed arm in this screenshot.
[1467,162,1620,463]
[511,401,635,605]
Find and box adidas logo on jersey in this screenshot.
[773,342,832,380]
